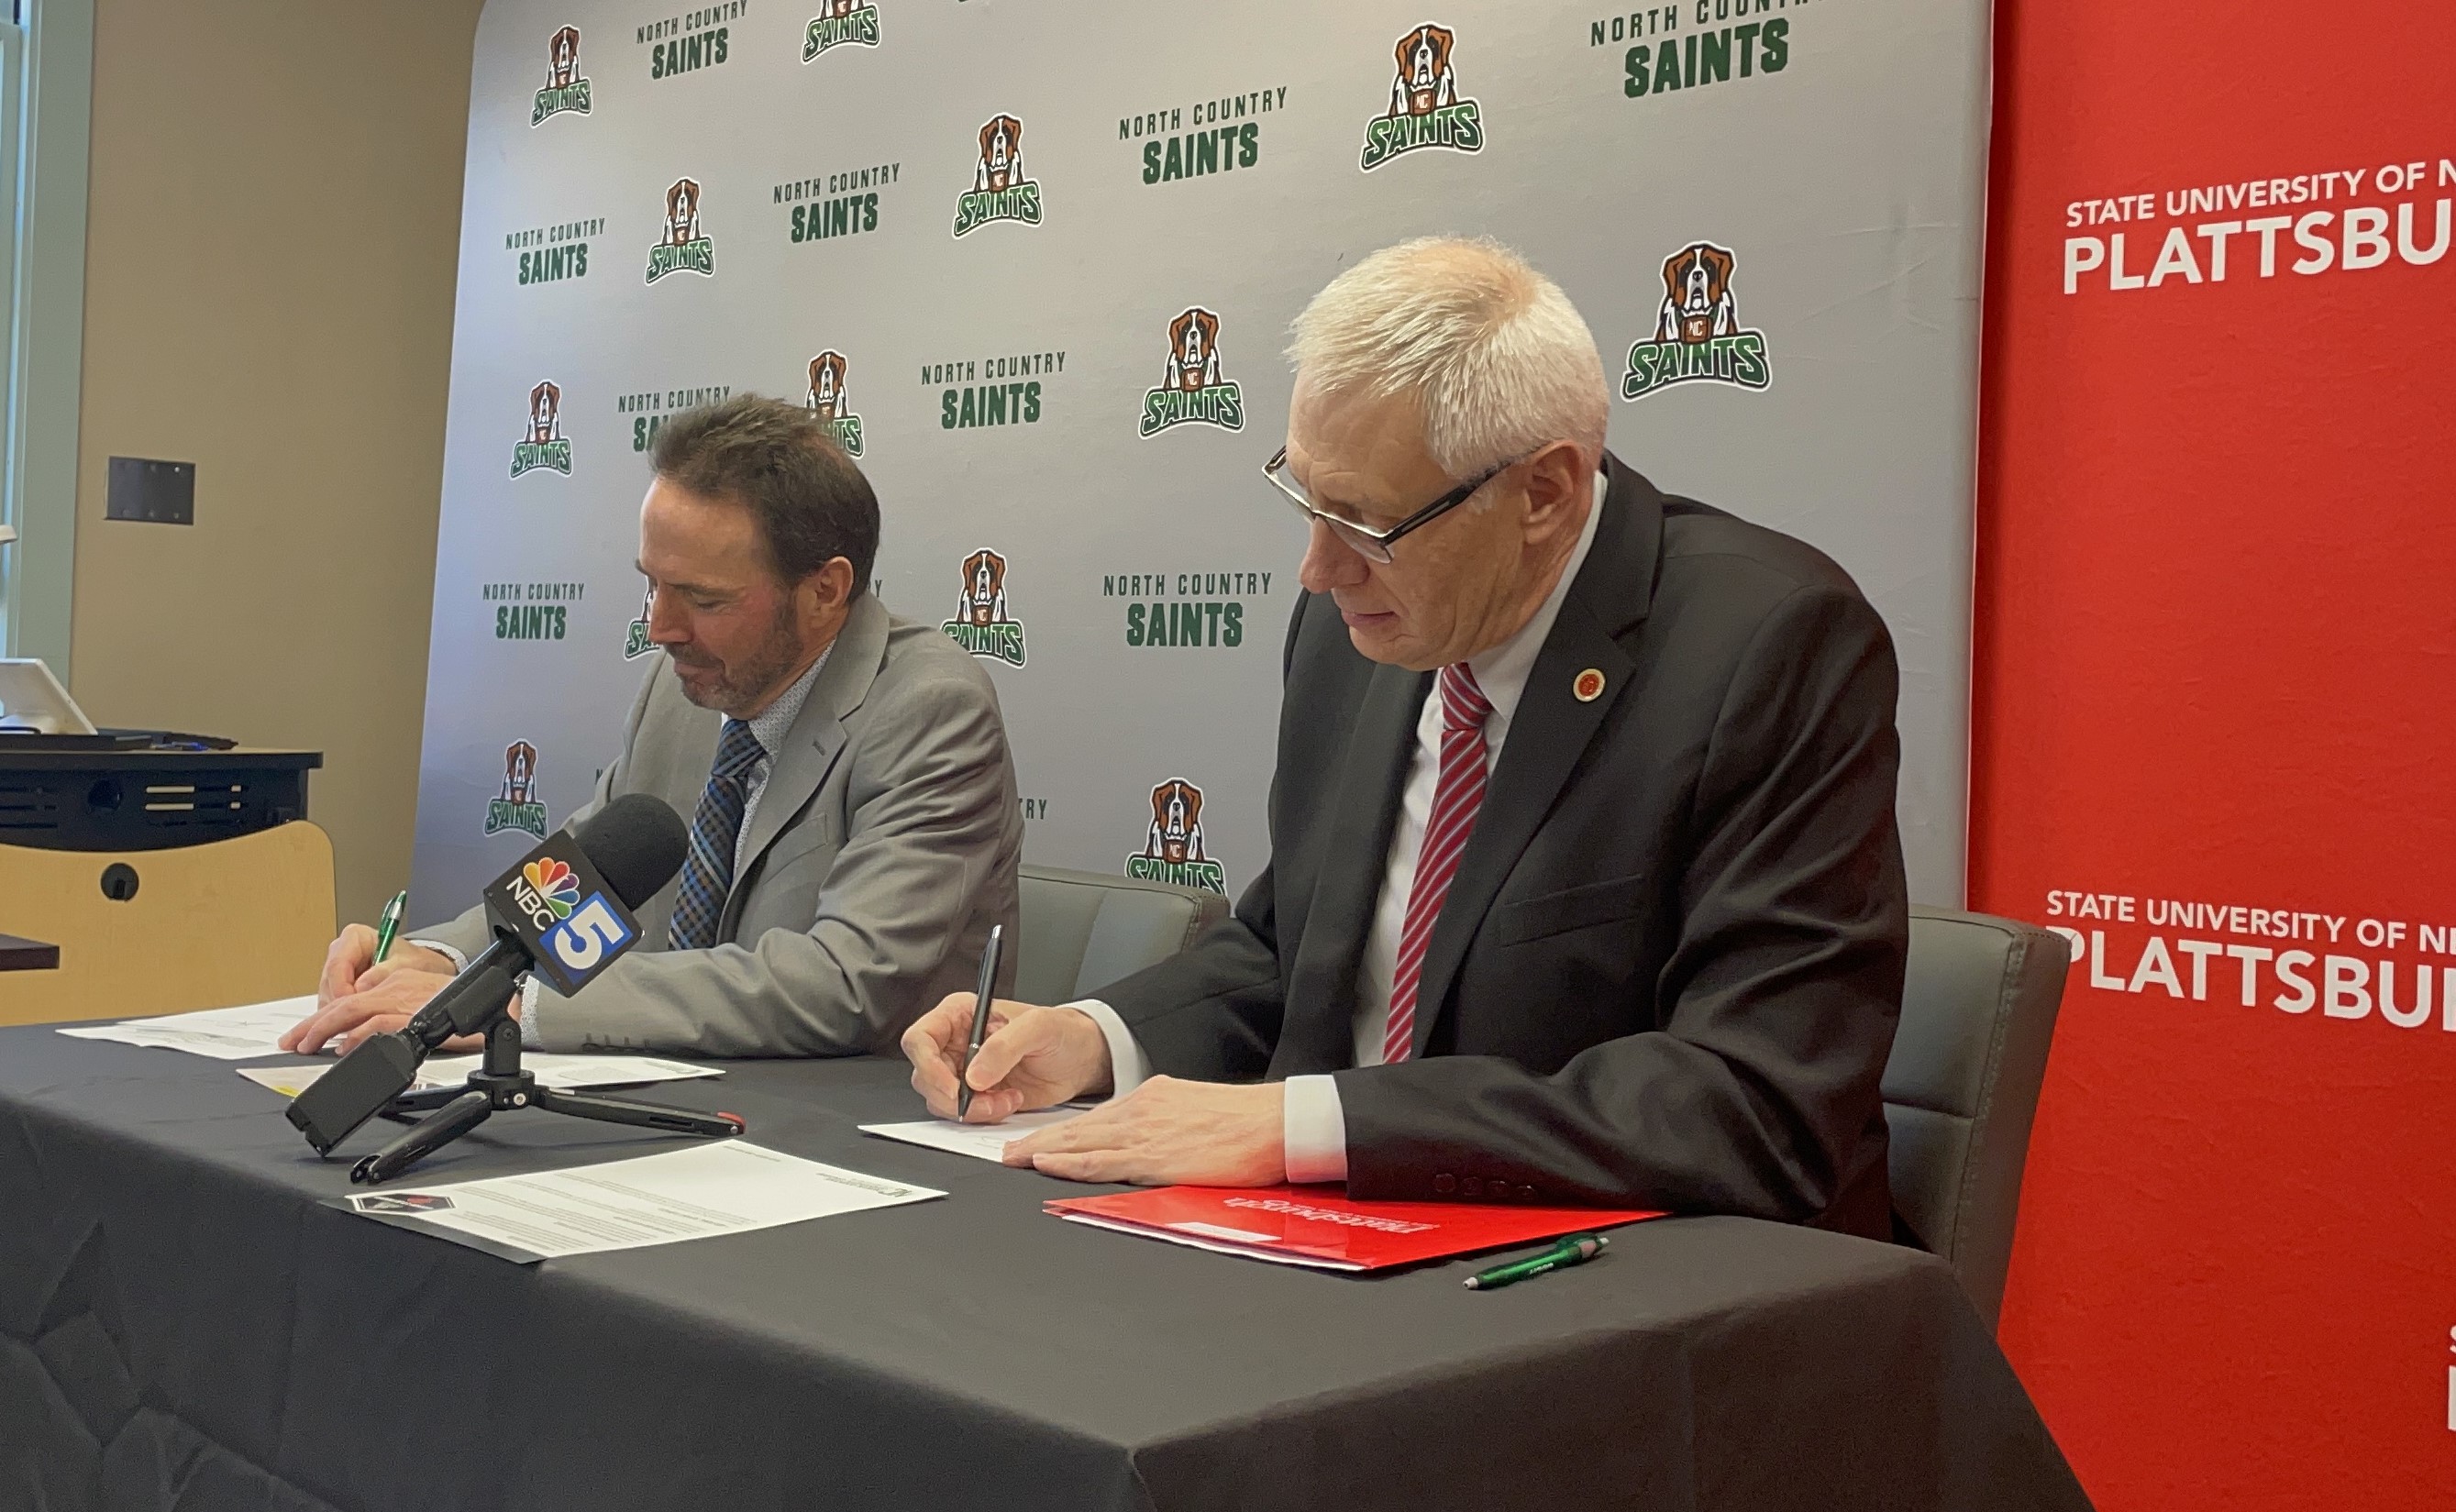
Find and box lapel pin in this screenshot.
[1573,668,1606,702]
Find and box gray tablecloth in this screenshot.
[0,1025,2090,1512]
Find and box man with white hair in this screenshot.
[903,237,1908,1238]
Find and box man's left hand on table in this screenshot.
[277,968,503,1056]
[1000,1076,1287,1186]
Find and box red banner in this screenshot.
[1973,1,2456,1505]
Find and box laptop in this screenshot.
[0,658,99,735]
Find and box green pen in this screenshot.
[1464,1231,1610,1291]
[371,890,407,964]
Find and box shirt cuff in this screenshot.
[408,938,467,974]
[1281,1074,1349,1185]
[1063,999,1148,1098]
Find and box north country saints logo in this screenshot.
[941,549,1027,668]
[645,178,715,282]
[805,351,865,458]
[1359,23,1484,172]
[803,0,879,61]
[533,26,592,126]
[1127,779,1226,894]
[485,742,550,838]
[1139,307,1244,438]
[1621,242,1773,401]
[511,381,572,477]
[624,582,656,659]
[952,115,1042,237]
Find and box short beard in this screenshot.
[671,599,809,719]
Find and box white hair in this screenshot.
[1287,237,1610,479]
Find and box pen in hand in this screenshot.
[956,923,1004,1120]
[371,890,407,966]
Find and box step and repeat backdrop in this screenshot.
[411,0,1991,922]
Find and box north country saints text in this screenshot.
[923,352,1063,430]
[1120,88,1284,186]
[484,581,583,643]
[1104,571,1270,648]
[638,4,740,80]
[620,385,732,450]
[776,163,895,245]
[1620,18,1789,98]
[506,221,602,287]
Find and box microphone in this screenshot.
[286,793,688,1154]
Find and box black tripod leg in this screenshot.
[384,1085,464,1119]
[530,1086,744,1139]
[351,1089,494,1185]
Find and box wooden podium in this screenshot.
[0,822,336,1027]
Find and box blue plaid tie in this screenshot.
[665,718,763,951]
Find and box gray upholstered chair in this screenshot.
[1012,864,1231,1005]
[1883,906,2072,1332]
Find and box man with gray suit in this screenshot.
[284,395,1021,1059]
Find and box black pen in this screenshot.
[956,923,1003,1120]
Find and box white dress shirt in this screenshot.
[1074,476,1604,1181]
[415,646,833,1043]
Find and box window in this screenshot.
[0,0,91,674]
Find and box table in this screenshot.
[0,934,55,970]
[0,1027,2092,1512]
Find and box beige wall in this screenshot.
[67,0,483,927]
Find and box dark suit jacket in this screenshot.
[1100,454,1908,1239]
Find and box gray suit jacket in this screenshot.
[418,594,1022,1056]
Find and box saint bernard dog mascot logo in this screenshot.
[1360,23,1484,171]
[1621,241,1773,401]
[1139,306,1245,438]
[645,177,716,282]
[533,26,592,126]
[802,0,880,61]
[952,114,1043,237]
[804,350,865,458]
[1126,778,1227,894]
[485,740,550,838]
[940,548,1027,668]
[511,381,572,478]
[623,581,656,659]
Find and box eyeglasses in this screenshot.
[1261,447,1528,564]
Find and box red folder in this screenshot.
[1045,1184,1665,1272]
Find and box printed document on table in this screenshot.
[332,1142,942,1264]
[58,997,313,1060]
[858,1105,1088,1163]
[415,1053,723,1090]
[240,1054,724,1099]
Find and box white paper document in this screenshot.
[858,1105,1089,1163]
[239,1054,724,1100]
[337,1141,942,1263]
[420,1053,725,1089]
[59,997,314,1060]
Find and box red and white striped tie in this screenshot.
[1381,662,1495,1065]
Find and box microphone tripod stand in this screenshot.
[350,1005,742,1186]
